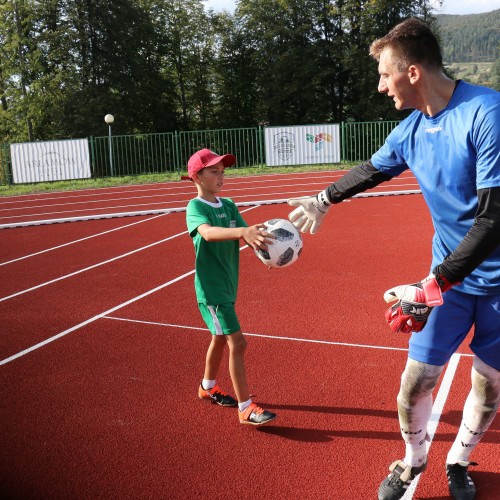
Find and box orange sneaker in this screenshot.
[198,384,237,407]
[239,403,277,425]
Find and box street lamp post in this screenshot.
[104,114,115,177]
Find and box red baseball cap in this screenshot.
[182,148,237,180]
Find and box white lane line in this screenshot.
[103,316,411,352]
[0,169,417,205]
[0,213,167,267]
[0,207,259,364]
[102,317,474,360]
[0,189,421,229]
[0,230,188,302]
[403,353,462,499]
[105,316,466,500]
[0,187,420,223]
[0,182,337,211]
[0,171,349,204]
[0,270,195,366]
[0,181,419,213]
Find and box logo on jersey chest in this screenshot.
[424,126,442,134]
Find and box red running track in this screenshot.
[0,172,498,499]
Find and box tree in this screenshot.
[0,0,453,144]
[210,11,260,128]
[0,0,41,142]
[235,0,324,126]
[152,0,216,130]
[0,0,179,142]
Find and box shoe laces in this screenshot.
[250,403,264,415]
[209,385,227,396]
[241,402,263,417]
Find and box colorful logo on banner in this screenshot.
[306,132,332,152]
[274,132,295,161]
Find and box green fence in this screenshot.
[90,131,179,178]
[0,121,398,186]
[341,120,399,162]
[88,127,265,178]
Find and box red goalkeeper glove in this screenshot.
[384,274,455,334]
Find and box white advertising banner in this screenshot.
[10,139,91,184]
[264,124,340,166]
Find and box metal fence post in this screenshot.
[258,126,265,167]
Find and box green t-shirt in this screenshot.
[186,197,247,304]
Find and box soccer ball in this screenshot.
[254,218,303,268]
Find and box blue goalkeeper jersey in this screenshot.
[371,81,500,295]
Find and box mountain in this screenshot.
[436,9,500,63]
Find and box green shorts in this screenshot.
[198,302,241,335]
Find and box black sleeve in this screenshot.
[325,160,393,204]
[434,187,500,283]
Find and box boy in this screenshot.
[185,148,277,426]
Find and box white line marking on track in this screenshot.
[0,213,167,267]
[0,171,350,204]
[0,181,356,212]
[0,189,422,229]
[0,229,188,302]
[401,353,461,499]
[102,316,410,351]
[0,187,420,224]
[0,270,195,366]
[0,207,259,364]
[101,317,475,361]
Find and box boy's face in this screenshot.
[193,161,225,198]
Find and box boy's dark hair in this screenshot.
[369,18,443,71]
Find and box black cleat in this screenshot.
[378,459,427,500]
[446,461,477,500]
[239,403,277,425]
[198,384,237,407]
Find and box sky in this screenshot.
[204,0,500,16]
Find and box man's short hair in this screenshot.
[369,18,443,72]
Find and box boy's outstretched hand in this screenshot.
[288,190,331,234]
[243,224,274,251]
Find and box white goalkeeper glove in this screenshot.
[287,189,331,234]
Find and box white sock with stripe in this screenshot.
[446,358,500,464]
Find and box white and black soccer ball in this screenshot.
[254,218,303,269]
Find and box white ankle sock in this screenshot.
[238,399,252,412]
[202,379,216,390]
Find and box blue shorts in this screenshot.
[198,302,241,335]
[409,289,500,370]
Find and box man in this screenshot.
[288,18,500,500]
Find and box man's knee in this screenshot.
[398,359,443,405]
[472,356,500,407]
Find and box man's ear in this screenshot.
[408,64,421,84]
